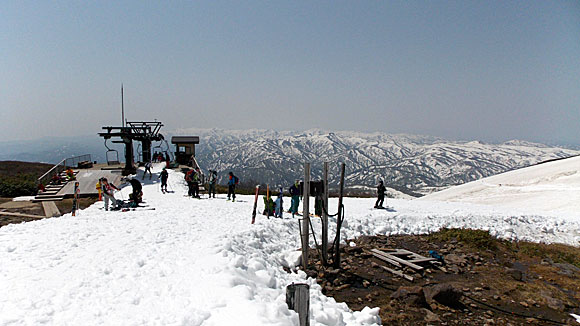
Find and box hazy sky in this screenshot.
[2,1,579,144]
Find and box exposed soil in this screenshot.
[296,231,580,325]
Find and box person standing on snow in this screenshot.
[144,161,153,180]
[289,180,301,217]
[160,168,169,192]
[227,172,238,201]
[274,188,284,218]
[208,170,217,198]
[185,169,195,197]
[192,168,200,198]
[101,178,120,211]
[374,180,386,209]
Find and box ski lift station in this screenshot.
[34,119,200,207]
[171,136,200,165]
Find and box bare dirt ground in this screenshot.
[297,230,580,325]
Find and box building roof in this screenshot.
[171,136,200,144]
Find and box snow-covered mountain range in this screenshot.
[176,128,580,196]
[1,129,578,196]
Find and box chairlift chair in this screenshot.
[104,139,120,165]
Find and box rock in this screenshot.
[425,284,463,308]
[554,263,580,277]
[335,284,351,291]
[390,286,429,308]
[362,280,370,288]
[474,287,483,292]
[445,253,467,265]
[519,301,529,308]
[421,308,440,322]
[507,268,525,282]
[546,297,565,311]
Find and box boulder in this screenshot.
[425,284,464,308]
[390,286,429,308]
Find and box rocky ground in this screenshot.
[297,229,580,325]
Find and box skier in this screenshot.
[374,180,386,209]
[101,178,120,211]
[160,168,169,192]
[274,188,284,218]
[192,168,200,198]
[128,177,143,204]
[185,169,195,197]
[289,180,301,217]
[208,170,217,198]
[227,172,238,201]
[143,162,153,180]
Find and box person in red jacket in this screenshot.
[100,178,120,211]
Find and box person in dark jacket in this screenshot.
[374,180,386,208]
[289,180,301,217]
[192,168,201,198]
[208,170,217,198]
[185,169,195,197]
[160,168,169,192]
[128,177,143,204]
[227,172,238,201]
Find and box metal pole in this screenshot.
[121,84,125,128]
[322,161,329,265]
[301,163,310,269]
[334,163,345,269]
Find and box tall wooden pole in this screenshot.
[334,163,345,269]
[322,162,329,265]
[301,163,310,269]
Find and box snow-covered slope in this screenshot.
[419,155,580,215]
[174,128,579,196]
[1,163,580,325]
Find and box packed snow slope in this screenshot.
[419,155,580,216]
[2,163,580,325]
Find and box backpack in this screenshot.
[234,175,239,185]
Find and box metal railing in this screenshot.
[37,154,92,186]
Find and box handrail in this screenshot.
[37,158,66,183]
[37,154,92,186]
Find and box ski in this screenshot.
[251,185,260,224]
[72,181,80,216]
[121,207,156,212]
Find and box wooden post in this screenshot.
[334,163,345,269]
[301,163,310,269]
[286,283,310,326]
[322,162,329,265]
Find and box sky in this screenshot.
[1,1,579,145]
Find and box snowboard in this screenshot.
[72,181,80,216]
[251,185,260,224]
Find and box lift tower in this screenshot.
[98,121,164,176]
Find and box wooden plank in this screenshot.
[370,250,402,268]
[379,265,414,282]
[372,249,424,271]
[409,257,437,263]
[0,211,45,219]
[42,201,61,217]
